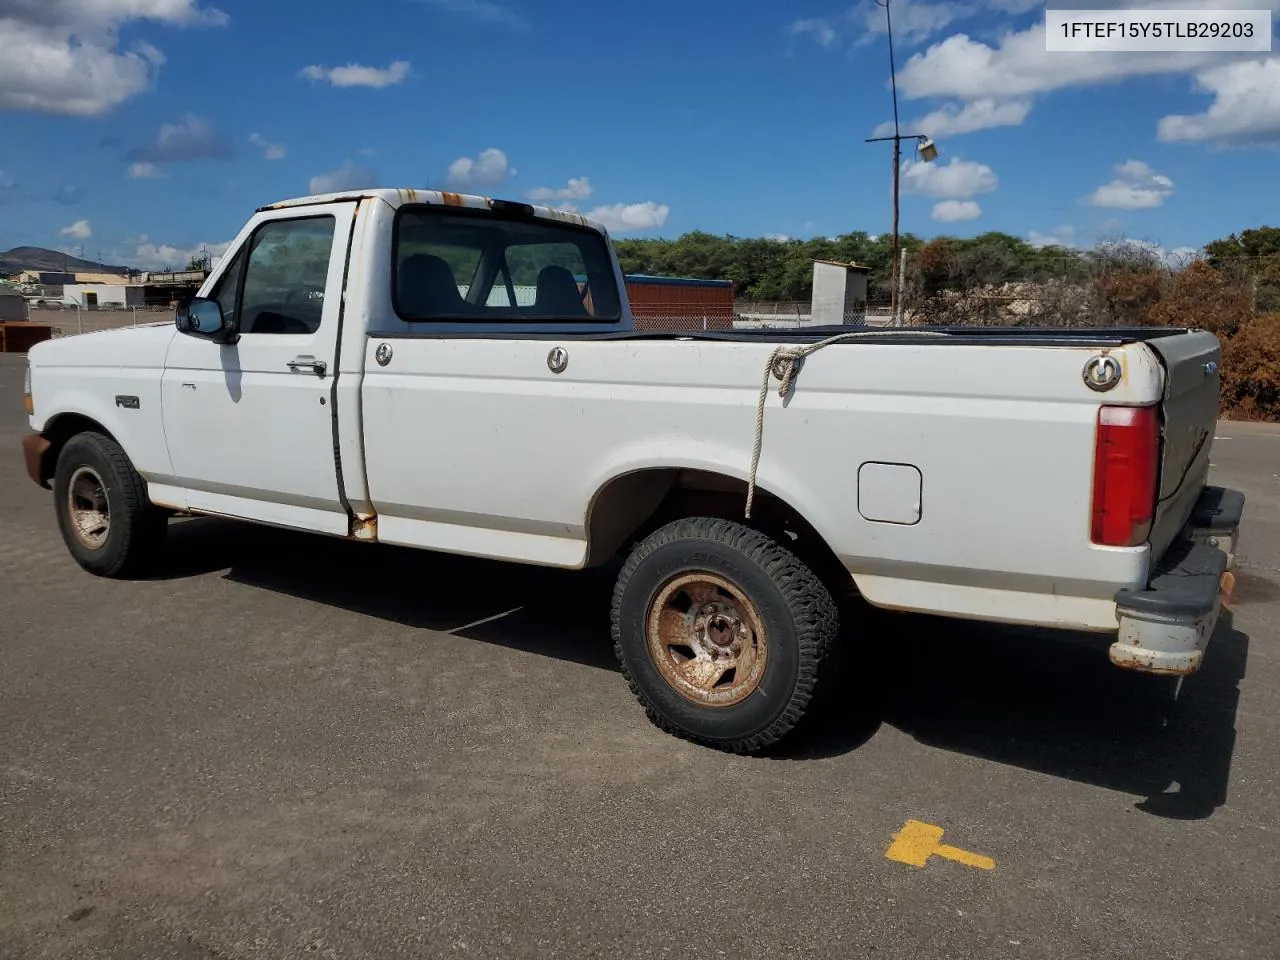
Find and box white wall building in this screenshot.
[810,260,870,325]
[61,284,147,308]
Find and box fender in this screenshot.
[582,437,848,569]
[29,385,177,496]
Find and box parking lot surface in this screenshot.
[1,352,1277,959]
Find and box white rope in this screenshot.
[744,329,946,518]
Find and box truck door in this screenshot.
[160,202,356,535]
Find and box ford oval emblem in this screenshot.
[1083,354,1122,392]
[547,346,569,374]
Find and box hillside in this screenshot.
[1,246,132,277]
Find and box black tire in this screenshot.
[52,432,167,578]
[611,516,839,754]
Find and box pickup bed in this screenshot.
[20,188,1245,753]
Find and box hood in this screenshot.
[27,322,177,370]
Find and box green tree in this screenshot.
[1205,226,1280,312]
[1205,226,1280,266]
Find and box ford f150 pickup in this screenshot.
[20,188,1245,753]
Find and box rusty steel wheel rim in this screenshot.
[67,466,110,550]
[646,572,768,707]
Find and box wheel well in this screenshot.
[585,468,853,596]
[37,414,116,486]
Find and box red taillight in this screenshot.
[1091,405,1160,547]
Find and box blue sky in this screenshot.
[0,0,1277,268]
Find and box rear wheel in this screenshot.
[52,432,167,578]
[611,517,839,753]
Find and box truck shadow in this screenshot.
[157,517,622,671]
[795,605,1248,821]
[157,516,1249,820]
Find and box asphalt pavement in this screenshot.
[1,352,1277,959]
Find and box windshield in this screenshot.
[393,207,623,322]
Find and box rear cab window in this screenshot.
[393,206,622,323]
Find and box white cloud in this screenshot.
[0,1,227,117]
[796,0,1049,52]
[446,148,510,188]
[128,114,232,163]
[855,0,971,45]
[21,1,230,28]
[412,0,530,31]
[1088,159,1175,209]
[767,233,793,242]
[1028,226,1078,248]
[60,219,92,239]
[583,201,670,233]
[1158,58,1280,146]
[249,133,286,160]
[898,19,1256,101]
[891,3,1280,144]
[932,199,981,221]
[0,170,14,189]
[300,61,410,88]
[127,161,165,179]
[526,176,592,202]
[1026,229,1199,264]
[1097,237,1202,268]
[901,156,997,198]
[789,18,838,48]
[873,98,1031,138]
[309,161,380,194]
[988,0,1045,11]
[127,234,233,271]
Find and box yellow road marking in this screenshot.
[886,820,995,870]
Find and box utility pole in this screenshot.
[897,247,908,326]
[865,0,937,324]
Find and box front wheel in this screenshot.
[52,432,167,578]
[611,517,839,754]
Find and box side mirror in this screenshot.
[176,297,237,344]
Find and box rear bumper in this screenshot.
[1110,485,1244,676]
[22,431,51,490]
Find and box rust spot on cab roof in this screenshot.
[441,192,464,206]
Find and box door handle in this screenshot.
[287,356,327,377]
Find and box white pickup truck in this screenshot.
[20,188,1245,753]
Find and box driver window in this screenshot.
[209,247,245,327]
[239,216,336,335]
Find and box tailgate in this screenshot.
[1144,330,1223,559]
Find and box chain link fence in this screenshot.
[27,305,175,337]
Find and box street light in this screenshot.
[864,0,940,324]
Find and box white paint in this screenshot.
[810,260,869,325]
[24,186,1229,640]
[857,462,922,525]
[1111,606,1217,675]
[61,284,147,308]
[158,200,358,535]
